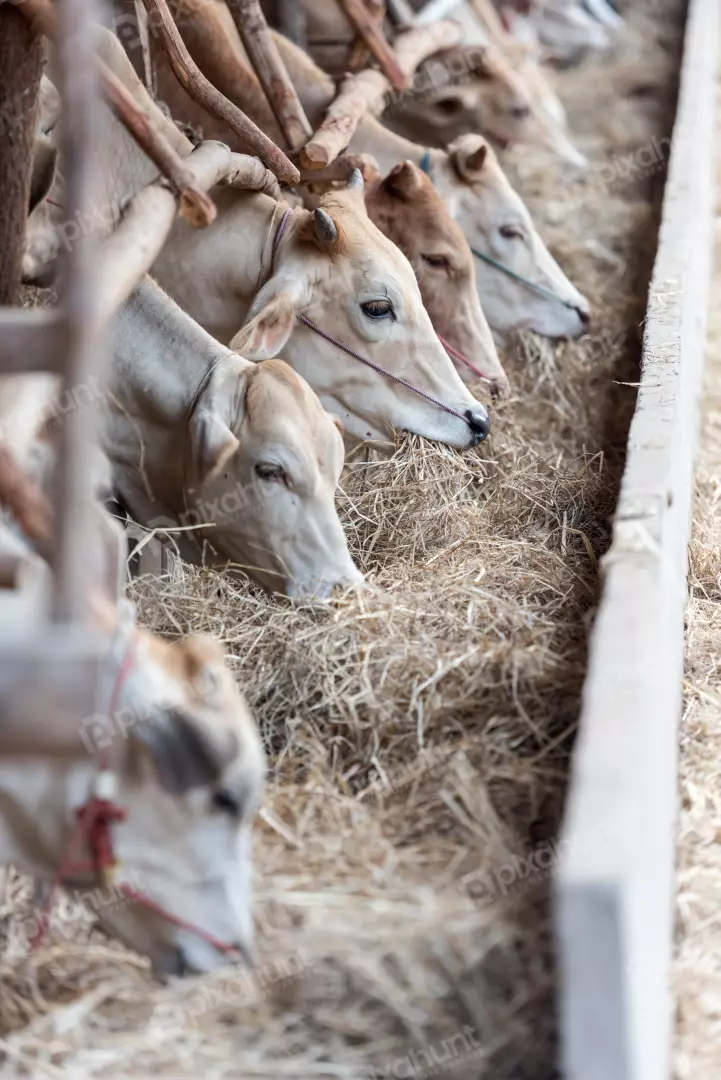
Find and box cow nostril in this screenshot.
[465,409,490,440]
[576,306,591,331]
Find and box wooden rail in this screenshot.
[555,0,719,1077]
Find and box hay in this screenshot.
[673,76,721,1080]
[0,4,683,1077]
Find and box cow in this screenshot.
[497,0,612,62]
[24,29,491,451]
[361,160,508,391]
[0,413,266,975]
[107,275,363,597]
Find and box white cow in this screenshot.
[0,412,265,975]
[107,276,362,597]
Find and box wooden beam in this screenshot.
[0,6,43,304]
[335,0,410,90]
[224,0,313,151]
[556,0,719,1077]
[140,0,299,183]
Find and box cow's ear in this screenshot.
[131,705,240,794]
[230,291,296,361]
[29,137,58,214]
[382,160,424,202]
[189,408,240,487]
[449,136,489,182]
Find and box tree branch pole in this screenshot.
[301,20,460,169]
[141,0,298,182]
[224,0,313,151]
[335,0,410,90]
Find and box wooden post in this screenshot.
[12,0,221,223]
[0,6,43,304]
[335,0,410,90]
[51,0,105,622]
[141,0,299,182]
[224,0,312,151]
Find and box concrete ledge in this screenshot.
[555,2,719,1079]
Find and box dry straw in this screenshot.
[1,2,684,1076]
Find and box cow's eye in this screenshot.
[510,104,531,120]
[255,462,286,483]
[361,299,395,320]
[499,224,526,241]
[212,789,241,817]
[421,254,450,269]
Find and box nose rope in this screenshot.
[469,246,581,310]
[30,620,241,962]
[435,333,495,387]
[417,152,580,311]
[296,314,471,424]
[268,207,477,426]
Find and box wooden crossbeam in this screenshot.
[0,310,65,375]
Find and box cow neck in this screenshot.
[107,279,239,522]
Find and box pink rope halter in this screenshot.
[271,209,480,427]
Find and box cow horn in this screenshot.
[314,208,338,244]
[347,167,364,191]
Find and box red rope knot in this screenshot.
[76,790,127,886]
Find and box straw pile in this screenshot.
[0,3,683,1077]
[673,79,721,1080]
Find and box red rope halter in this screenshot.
[31,626,242,962]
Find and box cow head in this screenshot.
[365,161,508,393]
[0,623,266,975]
[426,137,590,341]
[184,353,361,598]
[385,46,586,169]
[90,629,266,975]
[231,172,491,449]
